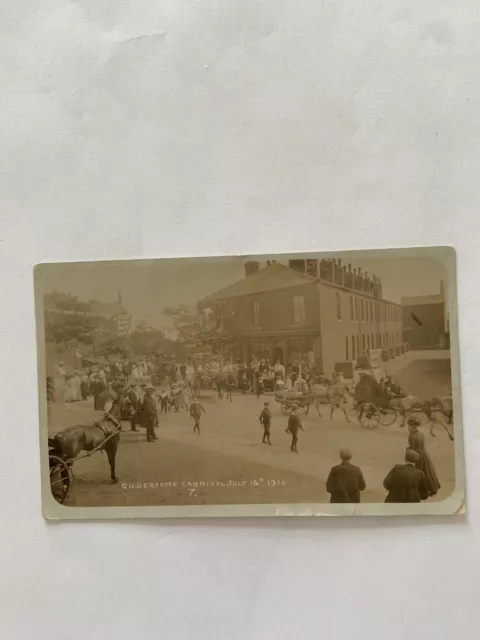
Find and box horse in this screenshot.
[309,383,354,421]
[49,413,121,485]
[215,373,234,402]
[389,394,454,440]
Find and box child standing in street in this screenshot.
[190,399,206,435]
[259,401,272,445]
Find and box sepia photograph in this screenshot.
[35,247,464,518]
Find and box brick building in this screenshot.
[402,281,448,349]
[198,260,403,375]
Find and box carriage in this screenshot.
[48,413,122,505]
[187,371,217,396]
[48,440,71,504]
[274,390,314,415]
[354,374,398,429]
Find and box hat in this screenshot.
[407,417,421,427]
[145,384,155,391]
[264,401,269,406]
[340,448,353,461]
[405,448,420,463]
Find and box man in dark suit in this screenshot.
[326,449,366,503]
[127,383,140,432]
[143,385,158,443]
[383,449,429,503]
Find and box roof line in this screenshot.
[199,263,318,304]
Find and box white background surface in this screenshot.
[1,1,479,638]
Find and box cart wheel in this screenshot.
[49,455,70,504]
[281,403,291,415]
[357,403,380,429]
[380,408,397,426]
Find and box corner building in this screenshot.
[199,259,403,376]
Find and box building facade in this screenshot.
[198,260,403,375]
[401,281,448,349]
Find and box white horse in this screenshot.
[309,383,354,422]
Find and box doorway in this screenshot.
[273,346,284,365]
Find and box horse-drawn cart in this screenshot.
[48,413,122,504]
[48,445,71,504]
[274,390,313,415]
[354,374,398,429]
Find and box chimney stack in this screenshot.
[245,261,260,277]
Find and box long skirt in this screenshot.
[418,451,441,496]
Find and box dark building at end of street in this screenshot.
[402,280,449,350]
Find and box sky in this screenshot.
[39,254,448,330]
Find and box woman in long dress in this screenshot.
[64,375,73,402]
[407,417,441,497]
[65,374,78,402]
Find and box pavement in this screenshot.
[47,349,456,508]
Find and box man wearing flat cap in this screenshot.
[383,449,429,503]
[326,449,366,503]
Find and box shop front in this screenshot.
[228,333,321,370]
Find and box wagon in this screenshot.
[354,374,398,429]
[274,390,313,415]
[48,414,122,504]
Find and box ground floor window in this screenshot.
[345,337,349,360]
[286,338,314,368]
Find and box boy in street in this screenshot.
[286,405,304,453]
[259,401,272,445]
[190,398,206,435]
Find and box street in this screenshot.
[47,351,456,508]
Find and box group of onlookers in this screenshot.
[324,416,441,503]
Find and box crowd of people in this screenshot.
[51,350,446,504]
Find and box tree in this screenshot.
[162,304,200,343]
[97,336,130,357]
[129,326,168,356]
[44,292,94,345]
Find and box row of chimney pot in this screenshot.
[290,259,383,297]
[245,259,384,299]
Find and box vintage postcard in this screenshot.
[35,247,464,519]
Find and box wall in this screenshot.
[227,282,320,336]
[318,283,403,375]
[403,302,446,349]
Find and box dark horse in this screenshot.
[215,372,235,402]
[49,413,121,485]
